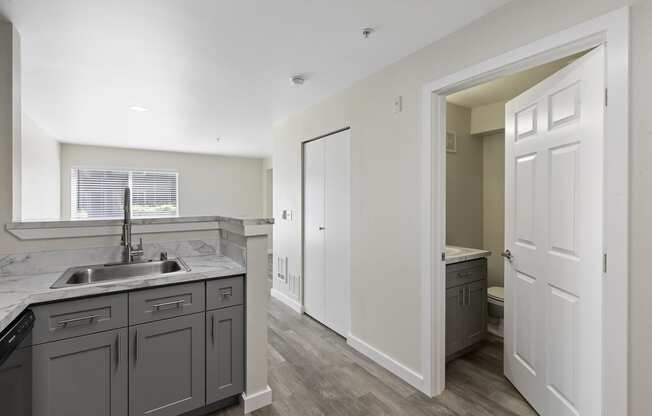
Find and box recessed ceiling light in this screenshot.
[129,105,150,112]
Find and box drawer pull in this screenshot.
[457,271,473,278]
[56,314,101,328]
[218,288,233,299]
[151,300,185,311]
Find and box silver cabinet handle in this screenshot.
[465,287,470,306]
[458,288,463,306]
[115,332,120,368]
[218,288,233,300]
[56,314,101,328]
[134,330,138,363]
[211,314,215,345]
[151,300,184,311]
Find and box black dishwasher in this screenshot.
[0,309,34,416]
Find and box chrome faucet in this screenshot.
[121,187,144,263]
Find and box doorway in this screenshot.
[421,8,629,416]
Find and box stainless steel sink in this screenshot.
[50,258,191,289]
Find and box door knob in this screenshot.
[319,226,325,230]
[501,249,513,260]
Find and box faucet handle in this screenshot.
[160,251,168,261]
[138,237,144,249]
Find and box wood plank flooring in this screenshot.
[209,296,537,416]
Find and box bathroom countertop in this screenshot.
[445,245,491,265]
[0,254,245,334]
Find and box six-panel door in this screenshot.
[129,313,205,416]
[32,328,128,416]
[206,305,244,403]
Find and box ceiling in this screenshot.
[447,52,587,109]
[0,0,510,158]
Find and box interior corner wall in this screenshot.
[272,0,651,404]
[482,132,505,288]
[21,115,61,221]
[446,102,483,249]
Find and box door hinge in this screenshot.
[605,88,608,107]
[441,252,446,262]
[603,253,608,274]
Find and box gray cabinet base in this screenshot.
[180,395,240,416]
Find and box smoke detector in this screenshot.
[290,75,306,86]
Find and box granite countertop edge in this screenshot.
[0,254,245,334]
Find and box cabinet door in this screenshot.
[33,328,128,416]
[207,306,244,403]
[130,313,205,416]
[445,286,465,357]
[463,280,487,348]
[0,347,32,416]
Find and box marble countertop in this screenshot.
[445,245,492,264]
[0,254,245,334]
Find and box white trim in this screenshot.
[271,288,304,314]
[347,334,424,391]
[242,385,272,414]
[420,8,629,416]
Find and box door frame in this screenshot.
[420,7,629,416]
[300,127,352,337]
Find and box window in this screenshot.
[71,168,178,220]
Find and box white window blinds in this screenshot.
[71,168,178,220]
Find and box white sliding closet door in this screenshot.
[303,129,351,337]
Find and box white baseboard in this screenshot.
[242,385,272,414]
[347,334,424,392]
[271,288,304,314]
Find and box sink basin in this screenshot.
[50,259,191,289]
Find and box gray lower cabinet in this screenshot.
[129,313,206,416]
[32,328,128,416]
[446,259,487,359]
[206,305,244,403]
[0,347,32,416]
[445,286,465,356]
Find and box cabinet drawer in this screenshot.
[129,282,205,325]
[206,276,244,310]
[30,293,127,345]
[446,258,486,288]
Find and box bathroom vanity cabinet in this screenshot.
[446,258,487,360]
[23,276,245,416]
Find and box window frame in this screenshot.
[70,166,180,220]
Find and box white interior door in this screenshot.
[304,138,326,323]
[504,46,604,416]
[324,130,351,336]
[303,129,351,337]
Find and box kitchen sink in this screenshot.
[50,258,191,289]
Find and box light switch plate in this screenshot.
[393,96,403,113]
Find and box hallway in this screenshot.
[213,297,536,416]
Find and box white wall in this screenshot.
[60,144,264,219]
[482,132,504,289]
[446,102,483,248]
[272,1,652,411]
[21,114,60,221]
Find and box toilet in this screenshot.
[487,286,504,337]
